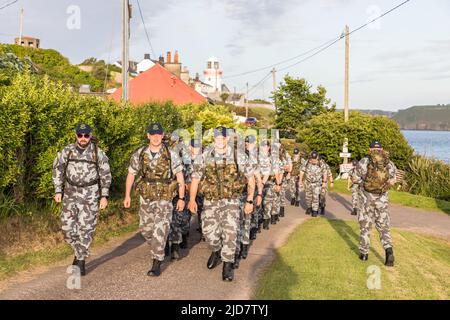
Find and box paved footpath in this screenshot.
[1,191,449,300]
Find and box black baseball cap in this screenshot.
[76,123,92,135]
[147,123,164,135]
[214,126,228,137]
[310,151,319,159]
[370,140,382,148]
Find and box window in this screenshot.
[214,62,219,69]
[207,62,212,69]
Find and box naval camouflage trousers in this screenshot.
[61,185,99,260]
[263,183,280,219]
[305,181,322,211]
[239,195,252,246]
[280,178,289,207]
[351,184,359,209]
[290,177,301,202]
[202,198,240,263]
[358,189,393,254]
[319,184,328,208]
[139,197,173,261]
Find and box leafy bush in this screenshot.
[0,72,239,208]
[405,156,450,201]
[297,111,413,170]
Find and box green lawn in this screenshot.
[255,218,450,299]
[333,179,450,215]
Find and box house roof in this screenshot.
[110,63,206,105]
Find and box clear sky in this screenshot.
[1,0,449,111]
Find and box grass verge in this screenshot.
[255,218,450,299]
[0,198,139,281]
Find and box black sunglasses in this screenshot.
[77,133,91,138]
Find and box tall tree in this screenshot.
[273,75,335,136]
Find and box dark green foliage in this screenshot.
[297,111,413,170]
[274,75,335,137]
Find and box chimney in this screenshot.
[174,50,179,63]
[195,73,199,81]
[144,53,150,60]
[166,51,172,63]
[158,55,164,65]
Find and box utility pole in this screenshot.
[343,25,350,166]
[272,68,277,116]
[122,0,131,102]
[344,25,349,123]
[245,82,249,118]
[18,8,24,46]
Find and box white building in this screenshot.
[203,57,223,93]
[137,54,155,74]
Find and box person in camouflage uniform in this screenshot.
[186,138,205,241]
[53,124,111,276]
[260,140,282,229]
[318,156,334,216]
[278,144,292,219]
[123,123,185,277]
[236,135,263,264]
[353,140,397,266]
[290,148,304,207]
[188,126,255,282]
[347,159,360,216]
[168,133,193,255]
[299,151,327,217]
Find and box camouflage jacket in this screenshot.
[259,150,282,180]
[353,156,397,194]
[128,144,183,178]
[300,161,326,184]
[52,142,112,197]
[192,145,254,199]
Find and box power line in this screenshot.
[135,0,155,58]
[227,0,412,79]
[0,0,18,10]
[223,37,340,80]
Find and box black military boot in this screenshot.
[241,244,249,259]
[180,234,188,249]
[291,198,296,206]
[171,243,181,260]
[147,259,162,277]
[207,250,222,269]
[263,219,270,230]
[385,248,395,267]
[234,252,241,269]
[295,200,300,207]
[72,256,78,266]
[311,210,318,217]
[250,227,258,240]
[164,241,170,257]
[222,262,234,282]
[271,215,276,225]
[351,208,358,216]
[279,207,285,217]
[306,207,312,215]
[359,253,369,261]
[320,205,325,215]
[258,221,263,233]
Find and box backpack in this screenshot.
[363,149,390,194]
[62,138,101,192]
